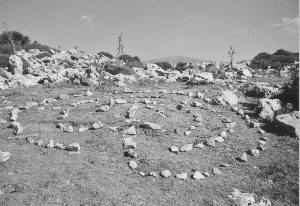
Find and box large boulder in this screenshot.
[219,90,239,106]
[257,98,282,121]
[274,111,299,138]
[9,55,23,72]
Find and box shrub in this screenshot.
[0,54,10,68]
[175,62,187,72]
[251,49,299,70]
[0,43,22,55]
[119,54,141,63]
[154,61,172,70]
[104,64,135,75]
[36,52,52,59]
[98,51,113,59]
[23,43,51,52]
[0,31,31,46]
[125,61,144,68]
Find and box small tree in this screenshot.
[228,46,236,68]
[116,32,123,59]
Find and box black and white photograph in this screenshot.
[0,0,299,205]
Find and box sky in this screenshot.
[0,0,299,62]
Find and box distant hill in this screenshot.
[143,55,215,66]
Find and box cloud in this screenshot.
[233,29,246,34]
[272,17,299,36]
[81,14,93,23]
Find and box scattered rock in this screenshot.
[45,140,54,148]
[36,139,43,146]
[123,138,136,149]
[55,143,64,149]
[203,172,209,177]
[206,138,216,147]
[248,149,259,156]
[160,170,171,178]
[115,99,127,104]
[215,136,225,143]
[92,121,103,129]
[169,146,179,153]
[239,153,248,162]
[192,171,205,180]
[128,160,137,169]
[257,141,266,151]
[124,126,137,135]
[56,123,66,130]
[142,122,161,130]
[78,126,88,133]
[65,143,80,152]
[212,167,222,175]
[149,171,157,177]
[66,126,74,133]
[175,172,188,180]
[179,144,193,152]
[0,151,10,162]
[26,136,34,144]
[99,105,110,112]
[184,131,191,136]
[126,149,137,158]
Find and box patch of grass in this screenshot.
[256,160,299,205]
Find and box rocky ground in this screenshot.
[0,74,298,205]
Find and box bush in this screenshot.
[0,31,31,46]
[0,54,10,68]
[154,61,172,70]
[125,61,144,68]
[98,51,113,59]
[119,54,141,63]
[23,43,51,52]
[251,49,299,70]
[0,43,22,55]
[36,52,52,59]
[175,62,187,72]
[104,64,135,75]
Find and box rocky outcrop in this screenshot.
[274,111,299,138]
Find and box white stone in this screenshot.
[128,160,137,169]
[160,170,171,178]
[249,149,259,156]
[192,171,205,180]
[124,126,136,135]
[0,151,10,162]
[175,172,188,180]
[184,131,191,136]
[170,146,179,153]
[143,122,161,130]
[123,138,136,149]
[240,153,248,162]
[180,144,193,152]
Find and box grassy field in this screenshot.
[0,78,298,206]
